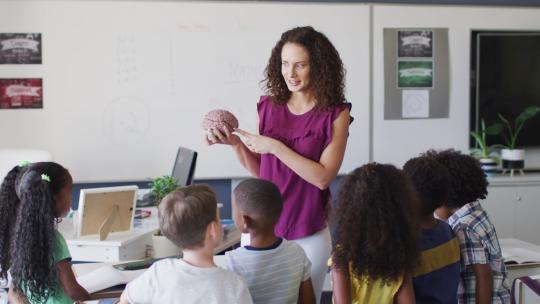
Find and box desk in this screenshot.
[58,207,159,262]
[59,207,240,262]
[500,238,540,283]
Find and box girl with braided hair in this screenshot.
[0,162,89,303]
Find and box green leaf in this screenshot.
[497,113,513,147]
[470,131,485,147]
[150,175,179,203]
[497,113,511,130]
[516,105,540,125]
[484,123,503,135]
[470,131,488,157]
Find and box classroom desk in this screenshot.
[500,238,540,283]
[59,207,240,262]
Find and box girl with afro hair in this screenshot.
[329,163,420,304]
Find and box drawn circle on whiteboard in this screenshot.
[102,97,150,142]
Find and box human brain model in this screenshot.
[202,109,239,131]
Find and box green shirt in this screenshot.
[24,231,73,304]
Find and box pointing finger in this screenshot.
[234,128,252,138]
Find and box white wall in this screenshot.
[0,1,371,182]
[372,4,540,166]
[2,1,540,181]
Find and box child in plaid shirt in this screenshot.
[427,149,510,304]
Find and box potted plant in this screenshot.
[470,119,504,176]
[149,175,181,258]
[150,175,178,204]
[497,105,540,174]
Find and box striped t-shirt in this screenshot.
[413,220,461,304]
[224,238,311,304]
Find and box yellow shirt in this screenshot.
[329,258,403,304]
[349,272,403,304]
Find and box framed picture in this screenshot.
[398,61,433,88]
[0,33,42,64]
[0,78,43,109]
[77,186,138,240]
[398,30,433,58]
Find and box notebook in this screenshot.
[503,247,540,265]
[77,265,145,294]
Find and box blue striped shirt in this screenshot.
[224,239,311,304]
[413,220,461,304]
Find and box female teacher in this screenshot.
[207,26,351,302]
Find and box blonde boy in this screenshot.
[120,184,252,304]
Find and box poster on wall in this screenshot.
[398,61,433,88]
[0,79,43,109]
[0,33,42,64]
[384,28,449,119]
[402,90,429,118]
[398,30,433,58]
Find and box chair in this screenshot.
[0,149,53,180]
[512,275,540,304]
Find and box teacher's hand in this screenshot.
[206,126,241,146]
[235,129,279,154]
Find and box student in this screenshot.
[207,26,351,303]
[223,178,315,304]
[119,184,252,304]
[403,156,461,303]
[0,162,90,303]
[426,149,510,304]
[329,163,419,304]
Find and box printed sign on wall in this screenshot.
[398,30,433,58]
[383,28,449,119]
[0,79,43,109]
[398,61,433,88]
[0,33,42,64]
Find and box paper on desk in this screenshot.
[76,265,145,293]
[503,247,540,265]
[402,90,429,118]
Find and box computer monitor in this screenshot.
[171,147,197,187]
[77,185,138,240]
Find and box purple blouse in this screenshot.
[257,96,351,240]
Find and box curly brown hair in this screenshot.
[330,163,420,283]
[423,149,488,209]
[403,156,450,216]
[262,26,346,108]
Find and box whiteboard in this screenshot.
[0,1,370,181]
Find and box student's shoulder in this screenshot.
[216,266,249,285]
[459,211,494,234]
[152,257,177,267]
[436,219,454,234]
[449,210,483,230]
[282,239,302,250]
[224,246,248,259]
[282,239,309,258]
[147,258,183,275]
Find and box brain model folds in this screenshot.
[202,109,239,131]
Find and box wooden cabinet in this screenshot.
[482,174,540,245]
